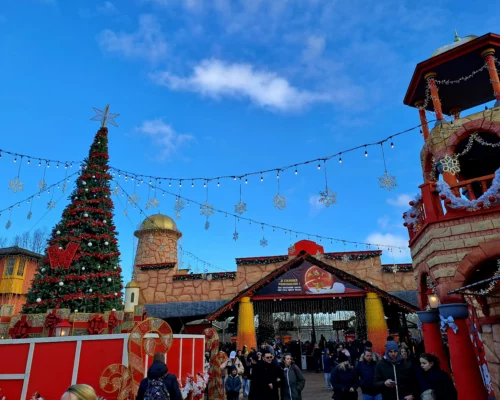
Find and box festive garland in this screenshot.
[173,272,237,281]
[462,259,500,296]
[34,270,121,284]
[236,256,289,266]
[436,166,500,211]
[179,372,209,400]
[323,251,381,261]
[26,291,122,307]
[138,263,176,271]
[382,264,413,273]
[403,194,423,231]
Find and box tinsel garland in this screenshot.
[436,167,500,211]
[173,272,236,281]
[236,256,289,266]
[26,291,122,307]
[324,252,381,261]
[34,270,121,284]
[138,263,176,271]
[382,264,413,273]
[80,172,112,180]
[90,152,110,160]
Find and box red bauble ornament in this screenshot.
[445,199,452,204]
[410,213,416,218]
[478,202,484,208]
[409,201,415,206]
[489,196,496,202]
[78,289,82,293]
[440,194,447,200]
[403,222,408,227]
[409,223,414,229]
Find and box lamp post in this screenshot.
[427,290,439,309]
[54,321,71,337]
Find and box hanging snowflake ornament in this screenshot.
[128,193,140,206]
[378,172,398,191]
[319,188,337,207]
[8,178,24,193]
[38,179,47,191]
[174,197,185,214]
[233,231,239,241]
[273,193,287,210]
[112,186,120,196]
[47,200,56,210]
[158,243,166,251]
[391,264,398,274]
[123,209,128,216]
[200,201,214,218]
[234,200,247,215]
[174,212,181,219]
[260,237,268,247]
[342,254,350,264]
[27,211,32,220]
[440,155,461,175]
[145,197,160,210]
[5,220,11,229]
[205,220,210,230]
[61,182,67,193]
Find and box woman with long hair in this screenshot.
[330,353,357,400]
[61,384,100,400]
[417,353,457,400]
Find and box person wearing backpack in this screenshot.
[225,366,242,400]
[280,353,305,400]
[136,352,182,400]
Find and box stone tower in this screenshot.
[404,32,500,399]
[134,214,182,304]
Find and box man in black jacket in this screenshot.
[136,352,182,400]
[249,350,282,400]
[374,341,416,400]
[355,350,382,399]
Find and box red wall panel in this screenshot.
[0,379,24,399]
[27,342,76,399]
[78,339,125,399]
[166,338,181,379]
[0,343,29,374]
[194,338,205,375]
[180,339,194,380]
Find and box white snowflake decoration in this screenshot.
[47,200,56,210]
[27,211,32,220]
[174,212,181,219]
[260,237,268,247]
[205,220,210,230]
[234,200,247,215]
[145,197,160,210]
[273,193,287,210]
[342,254,350,264]
[61,182,67,193]
[8,178,24,193]
[5,220,11,229]
[158,243,166,251]
[38,179,47,191]
[128,193,140,205]
[440,155,460,175]
[112,186,121,196]
[123,209,128,216]
[233,231,239,241]
[169,251,175,258]
[391,265,398,274]
[200,201,214,218]
[319,188,337,207]
[174,197,185,213]
[378,172,398,191]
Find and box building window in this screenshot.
[5,258,15,276]
[17,259,26,276]
[131,292,135,303]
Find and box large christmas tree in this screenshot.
[23,114,124,314]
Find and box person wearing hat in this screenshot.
[330,352,358,400]
[225,365,242,400]
[221,350,244,391]
[374,341,417,400]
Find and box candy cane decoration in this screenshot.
[99,364,131,400]
[204,328,227,400]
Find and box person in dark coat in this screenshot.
[330,353,358,400]
[355,350,381,400]
[323,349,333,390]
[280,353,306,400]
[374,341,417,400]
[136,352,182,400]
[225,366,242,400]
[248,350,282,400]
[417,353,457,400]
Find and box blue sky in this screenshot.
[0,0,498,281]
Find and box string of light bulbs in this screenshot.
[0,149,81,169]
[113,178,406,251]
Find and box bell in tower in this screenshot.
[405,32,500,399]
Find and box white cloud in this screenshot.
[97,1,117,14]
[136,119,195,159]
[387,194,413,208]
[365,232,410,260]
[377,215,390,230]
[308,195,325,216]
[151,59,331,111]
[302,35,326,60]
[97,15,167,63]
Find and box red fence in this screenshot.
[0,334,205,400]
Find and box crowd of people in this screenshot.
[215,337,457,400]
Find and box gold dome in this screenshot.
[139,214,178,231]
[431,31,478,57]
[126,280,140,289]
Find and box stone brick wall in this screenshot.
[480,323,500,396]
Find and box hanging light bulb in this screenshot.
[56,163,59,168]
[14,157,17,163]
[47,163,50,168]
[0,152,2,159]
[27,158,30,165]
[217,181,220,187]
[179,181,182,187]
[233,177,236,181]
[260,176,264,182]
[276,171,280,179]
[245,178,248,184]
[364,147,368,157]
[38,161,41,167]
[294,168,298,175]
[390,138,394,148]
[317,163,321,170]
[339,155,342,163]
[191,181,194,187]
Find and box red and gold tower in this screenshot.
[404,32,500,399]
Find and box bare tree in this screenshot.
[8,228,49,254]
[0,236,7,248]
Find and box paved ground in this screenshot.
[302,371,362,400]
